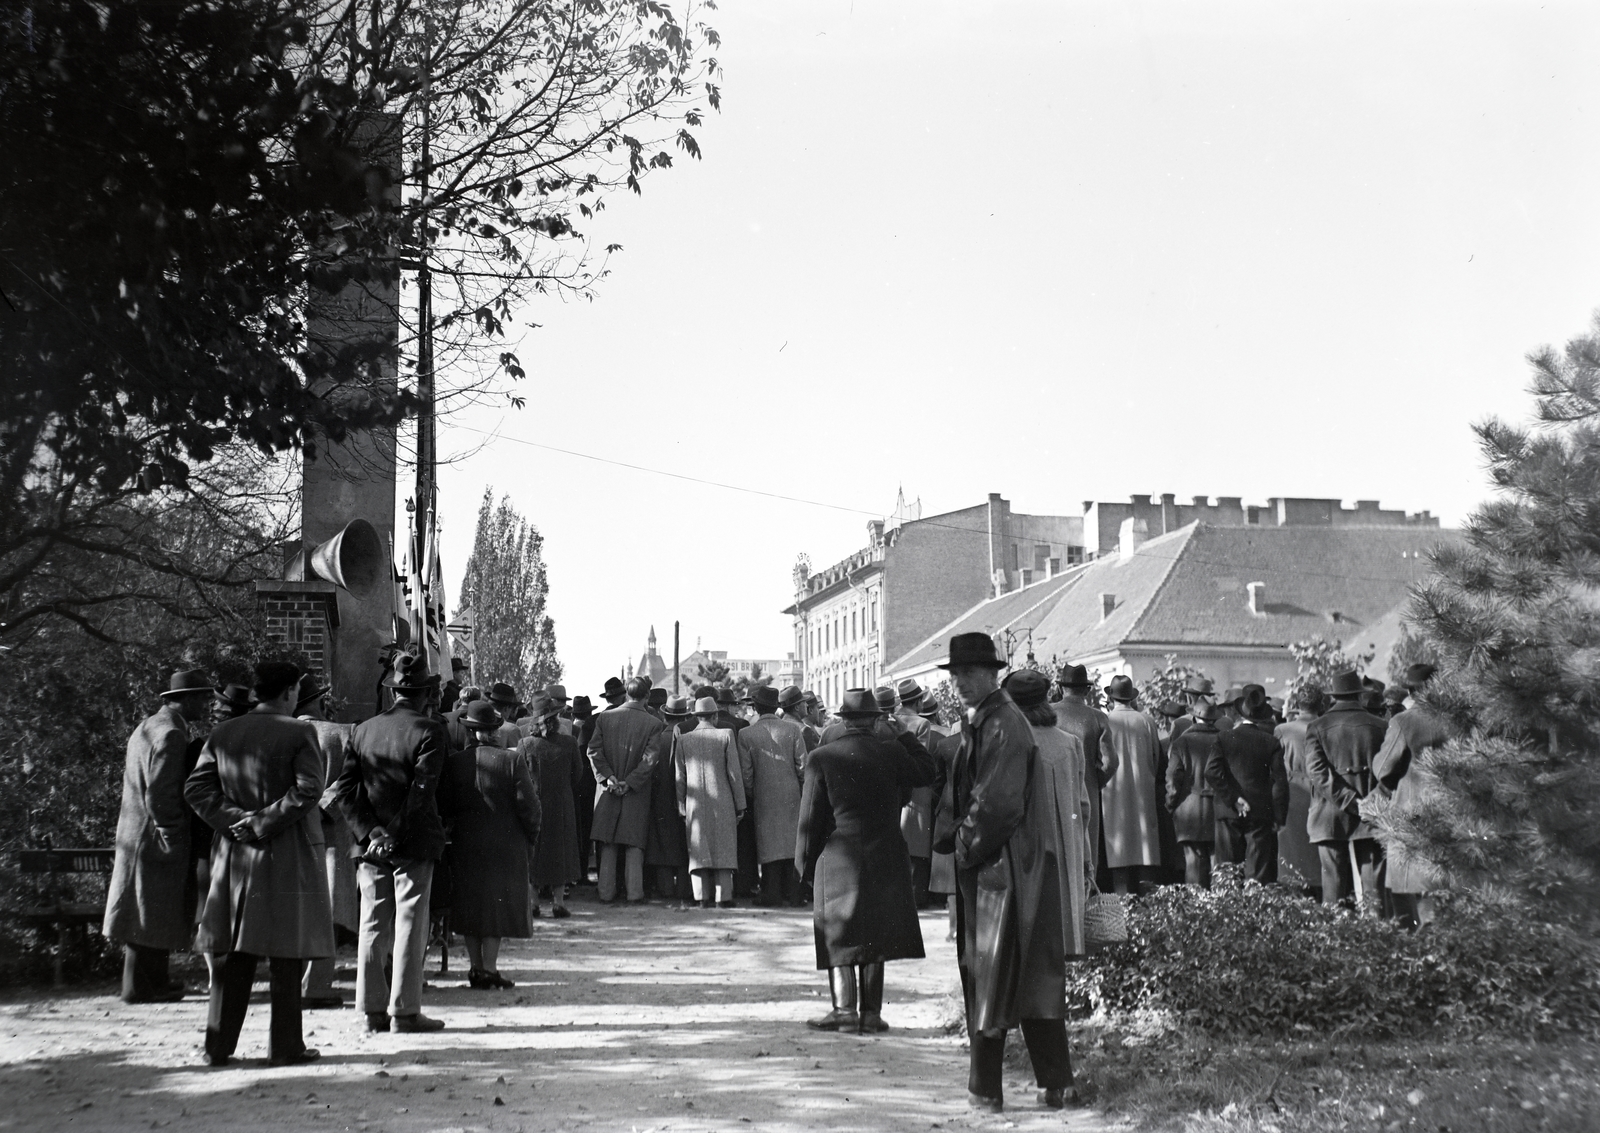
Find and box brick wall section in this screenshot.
[255,581,339,695]
[882,502,992,664]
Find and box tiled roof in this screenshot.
[886,523,1461,671]
[882,567,1085,673]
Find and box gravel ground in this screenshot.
[0,887,1116,1133]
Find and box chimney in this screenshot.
[1100,593,1116,621]
[1247,581,1266,615]
[1160,493,1177,534]
[1118,517,1148,561]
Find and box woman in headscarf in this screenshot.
[438,699,541,989]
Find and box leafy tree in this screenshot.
[459,489,559,697]
[1134,653,1203,719]
[1386,621,1439,688]
[1399,314,1600,925]
[694,657,730,687]
[731,663,773,699]
[1284,635,1374,708]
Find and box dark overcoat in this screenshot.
[645,720,691,870]
[522,732,585,888]
[1165,722,1221,844]
[185,710,335,959]
[438,741,540,936]
[1304,701,1389,842]
[796,726,935,969]
[934,689,1064,1032]
[335,703,449,861]
[586,703,667,848]
[1372,707,1452,893]
[104,704,196,951]
[1211,719,1290,827]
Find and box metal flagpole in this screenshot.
[673,621,680,697]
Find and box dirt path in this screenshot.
[0,890,1121,1132]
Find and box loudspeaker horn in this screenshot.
[309,519,385,600]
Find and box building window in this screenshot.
[1035,545,1050,572]
[852,610,858,641]
[1011,543,1019,571]
[1066,545,1085,565]
[871,594,878,631]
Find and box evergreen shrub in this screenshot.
[1072,867,1600,1039]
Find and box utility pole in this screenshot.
[413,11,436,569]
[673,621,681,698]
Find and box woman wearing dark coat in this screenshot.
[184,662,334,1067]
[1165,702,1223,888]
[518,696,584,917]
[438,700,541,989]
[795,689,936,1034]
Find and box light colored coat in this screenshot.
[894,710,938,857]
[303,716,358,932]
[104,704,195,950]
[1274,714,1323,884]
[587,703,667,848]
[1025,724,1091,959]
[736,715,808,864]
[185,709,335,959]
[1099,704,1163,869]
[674,723,745,872]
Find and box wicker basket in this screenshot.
[1083,886,1129,950]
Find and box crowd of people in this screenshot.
[97,630,1445,1112]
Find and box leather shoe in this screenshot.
[365,1012,390,1033]
[268,1048,321,1067]
[203,1052,232,1067]
[124,989,185,1004]
[390,1012,445,1033]
[857,1011,889,1033]
[552,905,572,919]
[968,1092,1004,1113]
[806,1008,859,1032]
[1039,1086,1081,1109]
[302,994,345,1010]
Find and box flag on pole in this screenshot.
[404,512,424,656]
[422,509,450,679]
[446,608,475,654]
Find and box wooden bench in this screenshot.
[16,848,115,988]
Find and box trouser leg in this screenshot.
[909,856,932,907]
[735,813,758,897]
[357,862,396,1014]
[597,843,620,902]
[267,957,305,1060]
[1391,892,1420,929]
[390,859,433,1017]
[780,859,802,906]
[1354,839,1384,916]
[302,956,336,997]
[1110,865,1140,894]
[1181,843,1212,888]
[968,1028,1006,1101]
[713,869,734,904]
[622,846,645,901]
[1245,823,1278,884]
[858,962,884,1015]
[1317,842,1352,904]
[1216,818,1245,866]
[691,869,711,905]
[205,951,258,1060]
[1019,1017,1074,1089]
[122,943,171,1001]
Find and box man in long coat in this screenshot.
[797,688,935,1033]
[890,680,938,906]
[1210,685,1289,883]
[586,676,667,903]
[1099,675,1163,894]
[779,685,821,751]
[104,668,215,1003]
[336,654,449,1034]
[1274,685,1325,893]
[933,634,1074,1113]
[675,697,746,906]
[1051,665,1116,884]
[185,662,334,1066]
[295,674,357,1008]
[644,697,695,901]
[736,686,809,906]
[1372,664,1452,926]
[1304,669,1389,910]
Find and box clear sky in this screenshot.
[432,0,1600,699]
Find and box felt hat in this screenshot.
[803,690,819,705]
[1219,686,1244,708]
[462,700,503,731]
[1384,685,1408,705]
[778,685,805,710]
[1060,664,1092,690]
[1328,670,1364,698]
[526,695,557,720]
[1002,669,1050,708]
[937,632,1005,670]
[1183,675,1215,697]
[837,688,881,718]
[692,684,715,699]
[896,678,924,704]
[1105,674,1137,703]
[385,654,439,691]
[294,673,329,710]
[572,695,596,718]
[1240,684,1270,719]
[215,683,254,711]
[451,657,470,672]
[602,676,626,699]
[488,681,519,706]
[715,686,738,706]
[1157,699,1186,718]
[1193,701,1222,724]
[692,696,720,717]
[663,696,693,718]
[749,685,780,711]
[919,700,941,720]
[1404,663,1436,689]
[161,668,214,698]
[647,687,669,708]
[545,683,570,702]
[873,686,898,711]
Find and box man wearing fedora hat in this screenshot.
[485,682,523,749]
[104,668,216,1004]
[1051,664,1115,885]
[777,685,820,751]
[676,697,746,907]
[1169,676,1219,746]
[1211,685,1289,884]
[890,680,937,907]
[932,634,1074,1112]
[1373,664,1452,927]
[336,654,449,1033]
[214,683,254,722]
[736,685,809,907]
[645,696,696,902]
[1099,674,1163,895]
[587,676,667,903]
[797,688,936,1033]
[569,694,601,885]
[1274,683,1326,895]
[1304,670,1390,910]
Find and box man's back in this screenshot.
[339,704,448,859]
[1304,702,1388,841]
[1213,720,1287,824]
[588,702,666,777]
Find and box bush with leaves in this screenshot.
[1072,867,1600,1039]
